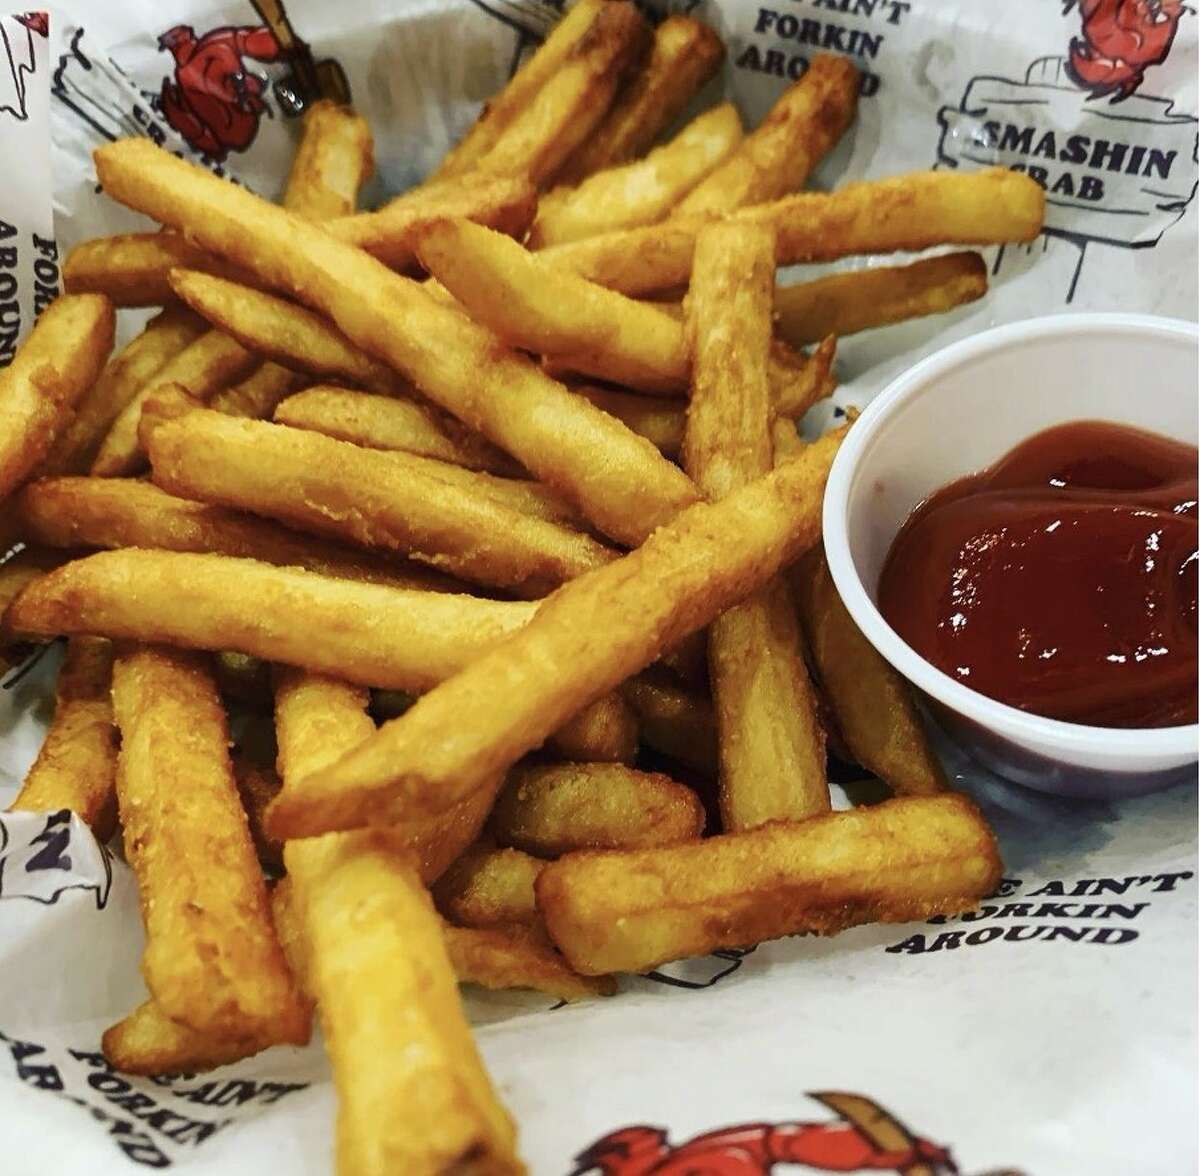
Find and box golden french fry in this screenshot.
[684,220,827,829]
[529,103,743,248]
[555,13,726,183]
[269,877,311,994]
[5,550,536,693]
[102,999,271,1077]
[770,333,837,419]
[146,404,614,596]
[536,794,1003,975]
[491,763,704,857]
[283,100,374,221]
[110,644,308,1040]
[433,0,608,179]
[9,637,118,838]
[542,167,1046,296]
[94,139,698,547]
[793,548,948,796]
[434,846,544,929]
[40,307,206,475]
[274,386,522,476]
[622,671,717,777]
[443,922,615,1002]
[570,383,684,458]
[677,54,858,216]
[545,691,638,765]
[209,362,306,420]
[0,295,114,498]
[233,754,284,870]
[90,329,258,477]
[0,546,69,673]
[13,476,458,593]
[774,252,989,347]
[264,428,845,837]
[285,834,522,1176]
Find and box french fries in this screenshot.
[541,167,1046,295]
[0,546,63,674]
[4,550,536,692]
[623,671,718,778]
[684,221,828,829]
[233,755,284,870]
[555,13,726,183]
[95,138,700,547]
[9,637,118,839]
[0,294,114,500]
[208,361,306,420]
[677,54,859,216]
[544,691,638,765]
[283,100,374,221]
[145,403,614,595]
[434,846,545,929]
[491,763,704,856]
[264,428,845,837]
[570,383,684,458]
[775,252,989,347]
[529,103,743,249]
[536,795,1003,975]
[109,644,308,1041]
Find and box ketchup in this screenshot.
[878,420,1198,729]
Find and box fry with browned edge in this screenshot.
[684,221,828,830]
[434,846,545,929]
[209,362,306,420]
[623,671,718,777]
[536,794,1003,974]
[283,100,374,221]
[233,755,284,870]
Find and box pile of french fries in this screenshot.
[0,4,1045,1172]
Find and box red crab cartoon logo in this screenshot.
[14,12,48,38]
[157,23,282,160]
[1066,0,1189,100]
[570,1093,963,1176]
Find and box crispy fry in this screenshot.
[541,167,1046,295]
[623,671,718,777]
[793,548,948,796]
[40,307,206,475]
[684,221,827,829]
[529,103,743,248]
[433,0,608,179]
[0,546,68,673]
[443,922,614,1002]
[536,794,1003,974]
[102,999,269,1077]
[555,14,726,183]
[545,692,638,765]
[285,834,522,1176]
[0,295,114,498]
[264,428,845,838]
[90,329,258,477]
[770,333,837,419]
[677,54,858,216]
[5,550,536,692]
[14,476,458,593]
[209,362,306,420]
[492,763,704,857]
[146,405,614,595]
[283,100,374,221]
[9,636,118,839]
[570,383,684,458]
[233,754,284,870]
[110,645,308,1040]
[434,846,545,929]
[775,252,988,346]
[94,139,698,547]
[274,386,521,476]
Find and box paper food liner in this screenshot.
[0,2,1196,1173]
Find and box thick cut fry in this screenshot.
[286,835,522,1176]
[9,637,118,838]
[94,140,698,547]
[770,333,837,419]
[274,386,521,475]
[434,846,544,929]
[264,428,845,838]
[793,549,948,796]
[147,406,614,595]
[542,167,1046,295]
[434,0,607,179]
[209,362,305,420]
[5,550,536,692]
[492,763,704,857]
[623,671,718,777]
[677,54,858,216]
[0,295,114,498]
[555,14,726,183]
[571,383,684,458]
[234,755,284,870]
[537,794,1003,975]
[529,103,743,248]
[545,692,638,765]
[684,221,827,829]
[0,546,64,673]
[14,477,457,593]
[283,100,374,221]
[110,645,308,1041]
[443,923,614,1002]
[63,233,255,307]
[169,270,406,395]
[102,999,271,1077]
[90,329,258,477]
[40,308,206,475]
